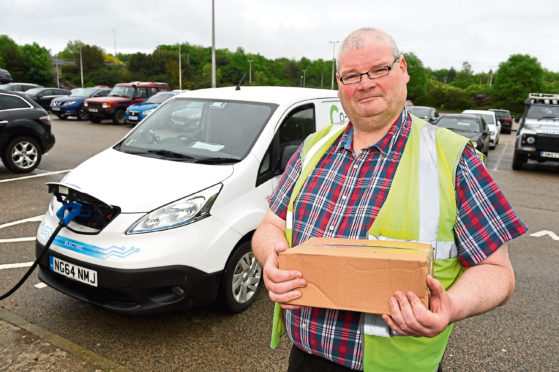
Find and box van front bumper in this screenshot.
[36,241,222,314]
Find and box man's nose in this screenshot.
[357,75,377,90]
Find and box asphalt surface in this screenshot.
[0,116,558,371]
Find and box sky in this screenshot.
[1,0,558,74]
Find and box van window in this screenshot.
[256,104,315,186]
[117,98,277,162]
[278,104,315,153]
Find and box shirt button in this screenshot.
[353,164,358,169]
[342,195,347,200]
[329,226,334,231]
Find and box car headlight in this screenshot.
[143,109,155,116]
[522,134,536,145]
[127,184,222,234]
[63,100,76,106]
[102,103,109,108]
[84,102,88,107]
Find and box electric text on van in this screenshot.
[35,87,348,314]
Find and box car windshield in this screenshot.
[70,87,98,97]
[145,93,173,104]
[109,86,134,98]
[526,105,559,120]
[116,98,277,162]
[0,85,9,90]
[438,117,480,132]
[408,107,431,117]
[24,88,43,95]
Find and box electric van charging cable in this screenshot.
[0,201,91,300]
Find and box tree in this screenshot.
[20,43,52,85]
[403,52,428,104]
[0,35,24,81]
[492,54,544,112]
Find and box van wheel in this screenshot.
[112,109,126,124]
[221,241,262,313]
[1,136,41,173]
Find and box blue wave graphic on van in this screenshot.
[52,236,140,260]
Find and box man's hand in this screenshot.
[263,241,306,309]
[382,275,453,338]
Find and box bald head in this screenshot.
[336,28,400,72]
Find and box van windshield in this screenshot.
[116,98,277,162]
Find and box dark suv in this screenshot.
[513,93,559,170]
[489,109,513,134]
[0,91,55,172]
[84,82,169,124]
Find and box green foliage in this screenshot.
[0,35,25,80]
[425,80,470,111]
[20,43,53,85]
[492,54,544,112]
[403,52,428,104]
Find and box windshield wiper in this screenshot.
[147,149,196,160]
[194,157,239,164]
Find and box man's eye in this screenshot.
[343,74,359,81]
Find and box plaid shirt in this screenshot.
[269,110,527,370]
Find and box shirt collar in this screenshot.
[336,108,411,156]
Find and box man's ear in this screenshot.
[400,57,410,84]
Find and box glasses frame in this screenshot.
[338,56,401,85]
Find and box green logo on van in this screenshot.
[330,105,339,124]
[330,104,347,124]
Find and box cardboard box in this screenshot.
[278,237,433,315]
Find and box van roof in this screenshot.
[175,86,340,105]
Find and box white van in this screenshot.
[35,86,348,314]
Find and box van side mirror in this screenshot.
[280,145,299,172]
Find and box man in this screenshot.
[252,27,526,371]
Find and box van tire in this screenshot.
[221,241,262,313]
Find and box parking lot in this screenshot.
[1,115,558,371]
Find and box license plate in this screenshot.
[541,151,559,159]
[88,108,98,112]
[49,256,98,287]
[52,107,60,111]
[128,116,138,121]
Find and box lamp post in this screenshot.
[211,0,216,88]
[112,29,117,63]
[79,46,84,88]
[329,40,339,90]
[248,59,254,84]
[178,44,182,90]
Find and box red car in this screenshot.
[84,82,169,124]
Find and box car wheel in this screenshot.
[512,151,526,170]
[77,107,89,121]
[221,241,262,313]
[1,136,41,173]
[112,109,126,124]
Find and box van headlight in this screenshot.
[127,184,222,234]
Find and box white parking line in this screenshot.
[0,215,43,230]
[0,262,33,270]
[0,237,36,243]
[0,169,71,184]
[491,143,508,171]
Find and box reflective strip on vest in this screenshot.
[364,123,457,338]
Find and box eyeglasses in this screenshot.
[338,56,400,85]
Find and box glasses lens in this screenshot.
[341,74,360,84]
[368,67,390,79]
